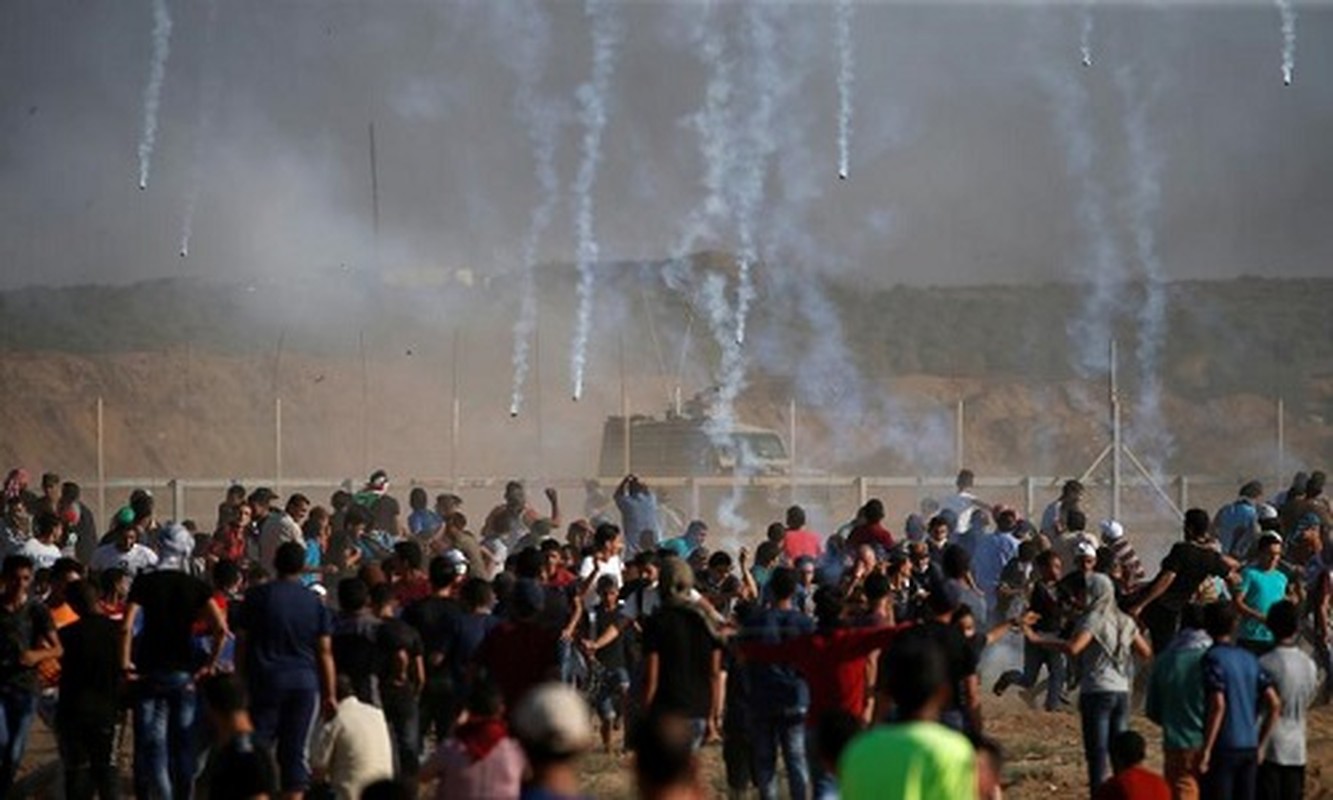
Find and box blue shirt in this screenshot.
[408,508,443,536]
[1203,643,1274,750]
[1215,500,1258,556]
[1237,566,1288,643]
[616,491,660,552]
[739,607,814,714]
[301,539,322,587]
[237,580,333,692]
[973,532,1020,599]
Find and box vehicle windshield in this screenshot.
[737,433,787,461]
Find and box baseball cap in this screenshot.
[1258,530,1283,547]
[1099,520,1124,542]
[512,683,595,757]
[1075,541,1098,559]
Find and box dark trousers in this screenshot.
[1257,762,1304,800]
[418,674,459,745]
[1142,603,1179,655]
[250,687,319,794]
[59,716,119,800]
[1203,747,1258,800]
[381,685,420,783]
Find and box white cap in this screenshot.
[1099,520,1124,542]
[1258,503,1279,522]
[1075,540,1098,559]
[512,683,595,756]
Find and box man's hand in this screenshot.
[1198,750,1211,776]
[321,695,338,722]
[738,547,749,569]
[544,487,558,503]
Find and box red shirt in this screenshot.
[742,623,911,724]
[1092,767,1171,800]
[782,529,823,562]
[847,522,895,553]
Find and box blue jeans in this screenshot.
[0,685,38,795]
[751,713,809,800]
[132,671,198,800]
[1079,691,1129,793]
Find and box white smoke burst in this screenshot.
[1276,0,1296,86]
[835,0,854,180]
[137,0,174,190]
[569,0,623,402]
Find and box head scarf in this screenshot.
[1081,573,1138,666]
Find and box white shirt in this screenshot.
[942,491,979,533]
[91,542,159,576]
[17,538,61,570]
[312,696,395,800]
[257,512,304,572]
[578,553,624,606]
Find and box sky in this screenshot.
[1,0,1332,290]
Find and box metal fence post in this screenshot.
[171,479,185,523]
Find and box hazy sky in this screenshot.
[2,0,1331,289]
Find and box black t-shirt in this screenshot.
[641,605,719,717]
[375,617,424,689]
[331,614,381,704]
[128,570,213,673]
[1158,542,1230,613]
[885,620,978,712]
[1028,581,1066,634]
[589,607,626,671]
[402,595,463,675]
[0,599,54,692]
[58,615,121,722]
[208,732,278,800]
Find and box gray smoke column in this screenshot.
[496,0,562,417]
[1276,0,1296,86]
[137,0,174,190]
[1116,65,1174,470]
[1079,0,1095,67]
[568,0,623,402]
[178,0,220,258]
[835,0,854,180]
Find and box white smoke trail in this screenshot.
[1079,0,1095,67]
[835,0,854,180]
[569,0,622,401]
[511,106,561,417]
[496,0,561,417]
[1276,0,1296,86]
[730,2,783,349]
[178,0,219,258]
[1036,60,1121,378]
[1116,66,1174,469]
[137,0,174,190]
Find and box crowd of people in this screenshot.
[0,464,1330,799]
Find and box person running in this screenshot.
[995,549,1067,711]
[1023,572,1151,794]
[838,636,976,800]
[1130,508,1239,653]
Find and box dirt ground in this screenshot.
[18,693,1333,799]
